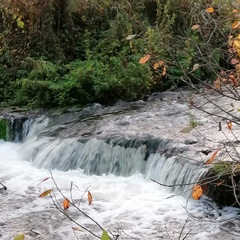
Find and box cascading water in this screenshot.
[1,112,240,240]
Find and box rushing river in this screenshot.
[1,100,240,239]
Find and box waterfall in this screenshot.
[16,115,207,196]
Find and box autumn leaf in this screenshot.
[191,24,200,30]
[139,54,151,64]
[231,58,240,65]
[153,61,164,70]
[214,78,221,89]
[205,149,220,165]
[227,121,232,130]
[88,191,93,205]
[63,198,70,210]
[126,34,136,40]
[192,63,200,71]
[72,227,83,231]
[205,7,214,13]
[37,177,50,186]
[192,184,203,200]
[101,230,110,240]
[14,234,25,240]
[217,181,224,186]
[232,21,240,30]
[39,189,52,197]
[162,65,167,76]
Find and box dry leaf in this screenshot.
[37,177,50,186]
[231,58,240,64]
[205,7,214,13]
[63,198,70,210]
[125,34,136,40]
[88,191,93,205]
[217,181,224,186]
[139,54,151,64]
[39,189,52,197]
[214,78,221,89]
[72,227,83,231]
[205,149,220,165]
[232,21,240,30]
[227,121,232,130]
[191,24,200,30]
[162,65,167,76]
[153,61,164,70]
[192,184,203,200]
[192,63,200,71]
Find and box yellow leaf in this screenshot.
[72,227,83,231]
[191,24,200,30]
[39,189,52,197]
[88,191,93,205]
[14,234,25,240]
[153,61,164,70]
[101,230,110,240]
[233,34,240,57]
[192,184,203,200]
[205,149,220,165]
[63,198,70,210]
[139,54,151,64]
[227,121,232,130]
[205,7,214,13]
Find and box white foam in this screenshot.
[0,141,240,240]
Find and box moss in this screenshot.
[0,119,7,140]
[204,161,240,207]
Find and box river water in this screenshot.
[1,103,240,239]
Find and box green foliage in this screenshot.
[0,0,233,108]
[11,55,151,107]
[0,119,7,140]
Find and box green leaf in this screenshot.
[14,234,25,240]
[101,230,110,240]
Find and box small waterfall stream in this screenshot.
[15,115,207,196]
[1,105,240,240]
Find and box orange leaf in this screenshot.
[227,121,232,130]
[153,61,164,70]
[232,21,240,30]
[39,189,52,197]
[205,149,220,165]
[192,184,203,200]
[191,24,200,30]
[139,54,151,64]
[37,177,50,186]
[63,198,70,210]
[72,227,82,231]
[88,191,93,205]
[214,78,221,89]
[205,7,214,13]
